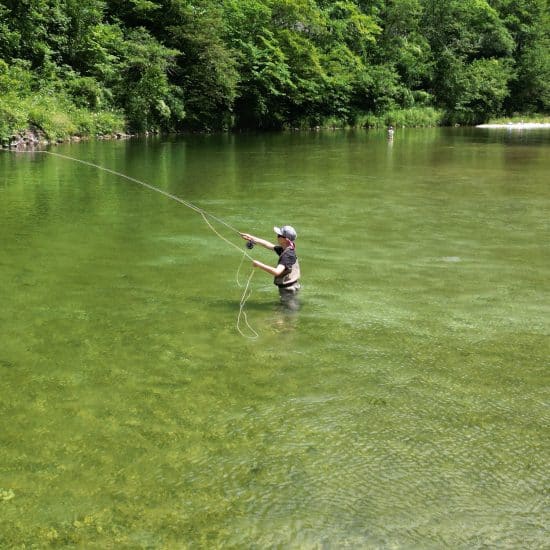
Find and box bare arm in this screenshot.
[252,261,286,276]
[240,232,275,250]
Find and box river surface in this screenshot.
[1,128,548,547]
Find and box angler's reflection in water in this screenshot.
[279,287,301,312]
[272,291,301,331]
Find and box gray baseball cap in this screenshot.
[274,225,297,241]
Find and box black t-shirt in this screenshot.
[274,245,297,272]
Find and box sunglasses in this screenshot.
[277,234,285,238]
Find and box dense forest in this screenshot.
[0,0,549,140]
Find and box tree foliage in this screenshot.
[0,0,548,136]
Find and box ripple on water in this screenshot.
[441,256,461,262]
[215,377,548,546]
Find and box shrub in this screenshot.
[356,107,443,129]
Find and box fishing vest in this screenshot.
[274,248,301,288]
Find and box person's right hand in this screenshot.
[240,232,253,242]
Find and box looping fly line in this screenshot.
[7,149,259,339]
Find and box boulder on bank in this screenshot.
[3,128,48,149]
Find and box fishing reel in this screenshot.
[246,240,254,249]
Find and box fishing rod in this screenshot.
[4,148,259,337]
[44,151,256,259]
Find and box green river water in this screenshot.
[1,128,549,548]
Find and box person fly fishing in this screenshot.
[240,225,301,303]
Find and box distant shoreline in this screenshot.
[476,122,550,129]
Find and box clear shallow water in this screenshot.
[1,128,548,547]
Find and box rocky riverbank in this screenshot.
[1,128,134,150]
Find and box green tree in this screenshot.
[454,58,513,123]
[62,0,107,70]
[322,0,380,55]
[225,0,326,128]
[496,0,550,113]
[373,0,433,92]
[156,0,239,130]
[1,0,83,66]
[0,3,19,59]
[422,0,515,121]
[0,0,547,134]
[110,26,183,132]
[232,30,296,129]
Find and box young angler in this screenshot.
[240,225,301,303]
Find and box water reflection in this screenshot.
[279,286,301,311]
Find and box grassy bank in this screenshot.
[358,107,444,128]
[2,103,445,144]
[299,107,445,130]
[4,90,547,144]
[0,94,125,144]
[0,61,126,144]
